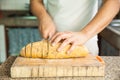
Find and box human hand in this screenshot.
[50,31,88,53]
[39,19,56,39]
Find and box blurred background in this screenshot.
[0,0,120,63]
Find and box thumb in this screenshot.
[49,30,57,40]
[48,33,53,40]
[43,32,49,39]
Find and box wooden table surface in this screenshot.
[0,56,120,80]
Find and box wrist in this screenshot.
[79,30,90,42]
[39,15,53,23]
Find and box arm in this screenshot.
[81,0,120,40]
[30,0,56,39]
[50,0,120,53]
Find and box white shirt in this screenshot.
[44,0,99,55]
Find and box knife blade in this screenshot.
[47,39,49,57]
[42,39,49,58]
[47,36,51,57]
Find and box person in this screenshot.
[30,0,120,55]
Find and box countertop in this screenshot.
[0,56,120,80]
[0,16,38,27]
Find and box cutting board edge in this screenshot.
[11,63,105,78]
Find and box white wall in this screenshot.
[0,0,30,10]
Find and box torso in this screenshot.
[44,0,99,55]
[46,0,98,31]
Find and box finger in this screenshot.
[58,38,73,52]
[67,43,77,54]
[49,31,56,40]
[42,30,51,39]
[50,32,62,43]
[47,32,54,40]
[43,32,49,39]
[48,33,52,40]
[52,33,71,46]
[39,26,48,39]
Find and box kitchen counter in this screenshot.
[0,56,120,80]
[0,16,38,27]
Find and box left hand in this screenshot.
[50,31,88,53]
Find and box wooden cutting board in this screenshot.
[11,54,105,78]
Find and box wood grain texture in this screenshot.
[11,54,105,78]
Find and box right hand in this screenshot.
[39,18,56,39]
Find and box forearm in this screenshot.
[81,0,120,40]
[30,0,52,21]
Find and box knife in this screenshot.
[47,39,49,56]
[47,36,51,57]
[42,39,49,58]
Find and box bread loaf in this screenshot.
[20,40,89,58]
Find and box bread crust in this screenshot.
[20,40,89,58]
